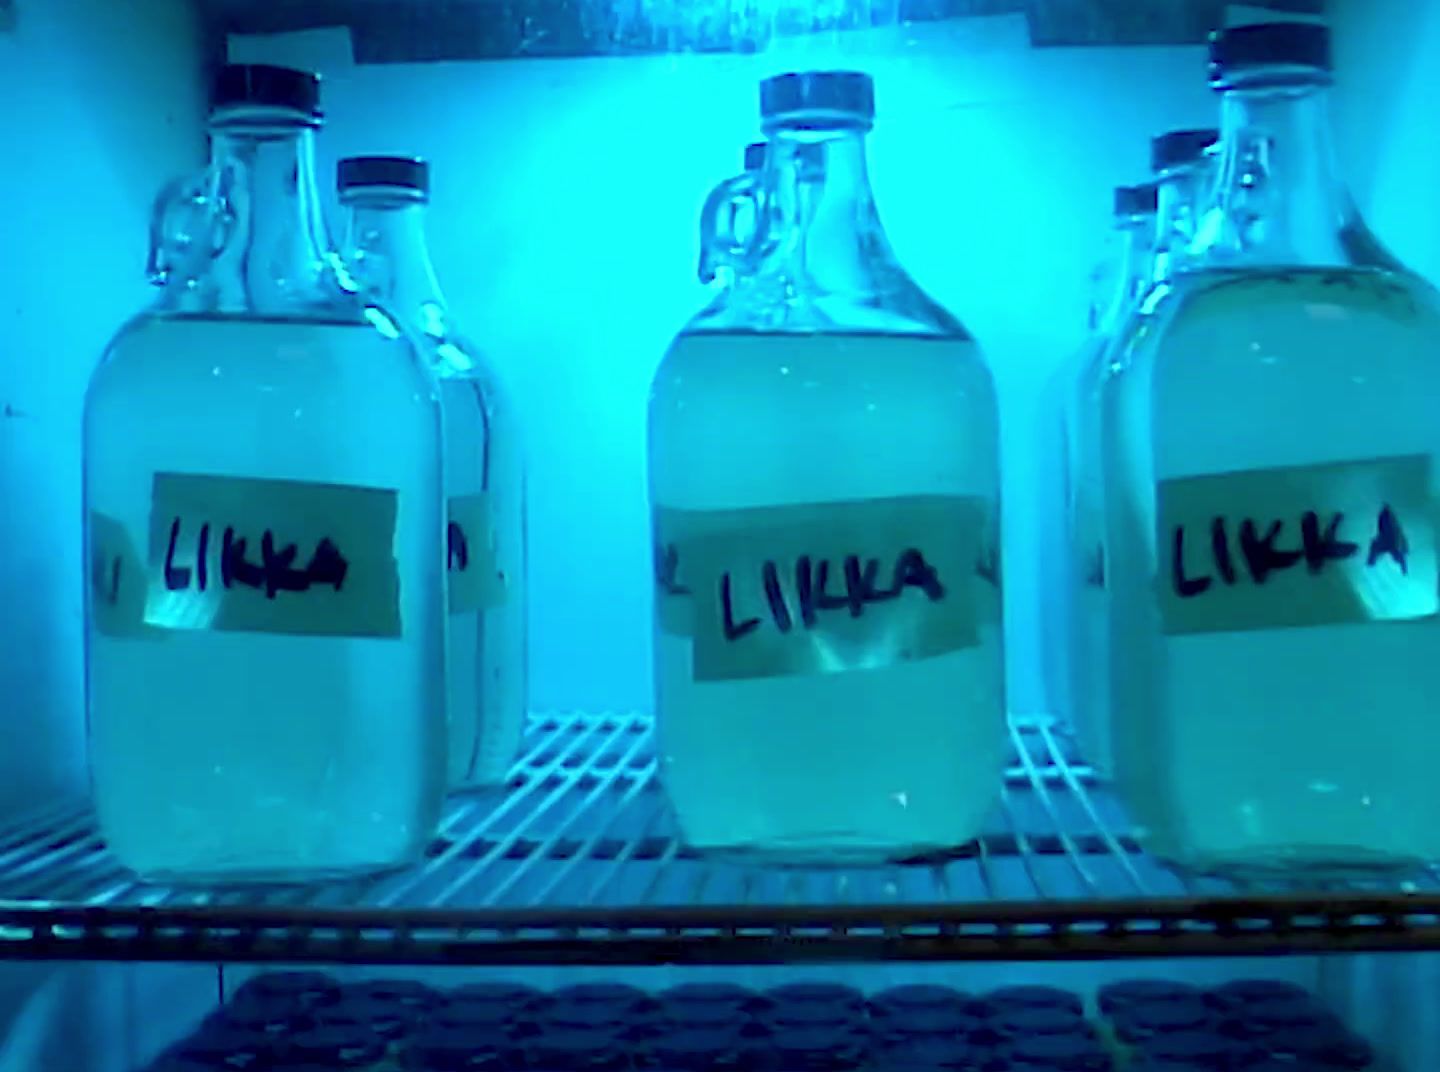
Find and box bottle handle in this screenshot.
[697,171,765,285]
[146,169,233,286]
[1212,131,1272,256]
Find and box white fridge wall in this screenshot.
[0,0,206,814]
[1332,0,1440,282]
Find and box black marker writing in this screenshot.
[1173,505,1408,599]
[220,526,263,591]
[164,518,192,592]
[795,554,817,627]
[1211,517,1237,584]
[721,573,760,641]
[1299,511,1358,574]
[1368,504,1409,574]
[165,519,350,601]
[300,538,349,594]
[447,521,470,572]
[1238,519,1304,585]
[195,522,210,591]
[92,552,122,607]
[655,542,690,597]
[1085,544,1105,589]
[975,545,1001,590]
[762,561,792,633]
[719,548,947,642]
[1173,525,1211,599]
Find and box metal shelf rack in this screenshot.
[1,713,1438,966]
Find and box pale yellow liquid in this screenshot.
[649,331,1005,863]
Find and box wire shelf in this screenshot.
[1,712,1439,966]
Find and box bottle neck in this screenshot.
[760,125,895,297]
[341,194,447,331]
[1151,164,1209,284]
[1201,81,1354,267]
[1098,216,1155,334]
[202,117,342,315]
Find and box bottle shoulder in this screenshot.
[650,330,997,422]
[1105,267,1440,377]
[1167,265,1440,319]
[683,265,975,342]
[87,312,442,413]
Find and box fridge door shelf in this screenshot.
[0,713,1437,967]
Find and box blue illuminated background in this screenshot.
[1,0,1438,804]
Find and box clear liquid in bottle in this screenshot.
[649,72,1005,863]
[85,67,446,883]
[87,316,446,882]
[652,331,1003,860]
[1108,267,1440,874]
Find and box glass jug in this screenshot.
[1044,181,1156,763]
[84,65,447,882]
[1066,131,1219,777]
[338,155,529,790]
[649,71,1004,863]
[1067,131,1218,778]
[1102,24,1440,876]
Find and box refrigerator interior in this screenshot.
[3,0,1440,1067]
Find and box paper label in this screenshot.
[655,494,996,682]
[447,492,505,612]
[1157,454,1436,636]
[89,511,161,638]
[144,472,403,638]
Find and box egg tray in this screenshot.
[141,974,1377,1072]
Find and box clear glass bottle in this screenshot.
[1041,181,1157,758]
[84,65,447,882]
[649,71,1004,863]
[338,155,528,789]
[1065,132,1218,777]
[1102,23,1440,875]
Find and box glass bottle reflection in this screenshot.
[337,156,529,790]
[1046,181,1156,767]
[1067,130,1218,777]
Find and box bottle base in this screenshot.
[119,857,418,889]
[682,837,964,869]
[1156,843,1427,883]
